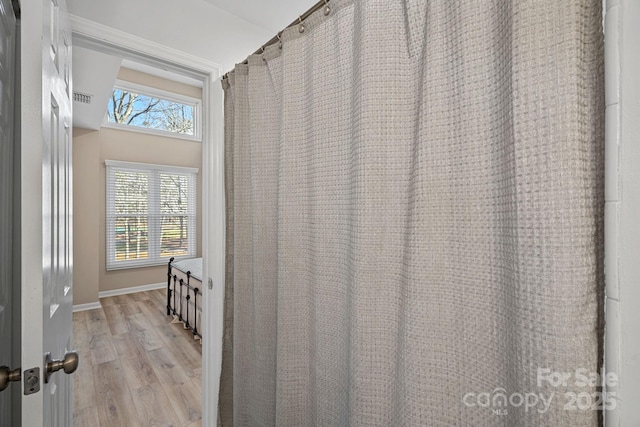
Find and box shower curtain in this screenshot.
[219,0,604,425]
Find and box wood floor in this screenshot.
[72,289,202,427]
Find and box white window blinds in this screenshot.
[105,160,198,270]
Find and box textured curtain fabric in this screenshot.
[219,0,604,425]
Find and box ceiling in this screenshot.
[72,0,318,130]
[200,0,319,32]
[72,46,122,130]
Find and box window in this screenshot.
[106,160,198,270]
[104,80,201,141]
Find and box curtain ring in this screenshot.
[298,16,305,33]
[324,0,331,16]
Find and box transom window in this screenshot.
[104,80,201,141]
[106,160,198,270]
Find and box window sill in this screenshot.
[101,121,202,142]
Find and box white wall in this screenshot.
[605,0,640,425]
[67,0,273,71]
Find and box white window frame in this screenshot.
[103,79,202,142]
[105,160,199,270]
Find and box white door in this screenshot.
[20,0,75,425]
[0,0,18,424]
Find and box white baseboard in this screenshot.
[98,282,166,299]
[72,302,102,312]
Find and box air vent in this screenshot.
[73,91,92,104]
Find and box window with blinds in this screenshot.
[105,160,198,270]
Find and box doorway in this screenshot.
[70,16,225,426]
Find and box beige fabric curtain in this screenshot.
[219,0,604,425]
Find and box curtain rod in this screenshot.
[223,0,329,78]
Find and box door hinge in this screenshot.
[23,367,40,395]
[208,278,213,290]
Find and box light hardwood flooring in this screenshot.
[72,289,202,427]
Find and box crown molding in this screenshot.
[69,14,222,79]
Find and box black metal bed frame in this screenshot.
[166,257,202,340]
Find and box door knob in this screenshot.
[44,350,78,383]
[0,366,21,392]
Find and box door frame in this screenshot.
[604,0,640,424]
[69,16,225,426]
